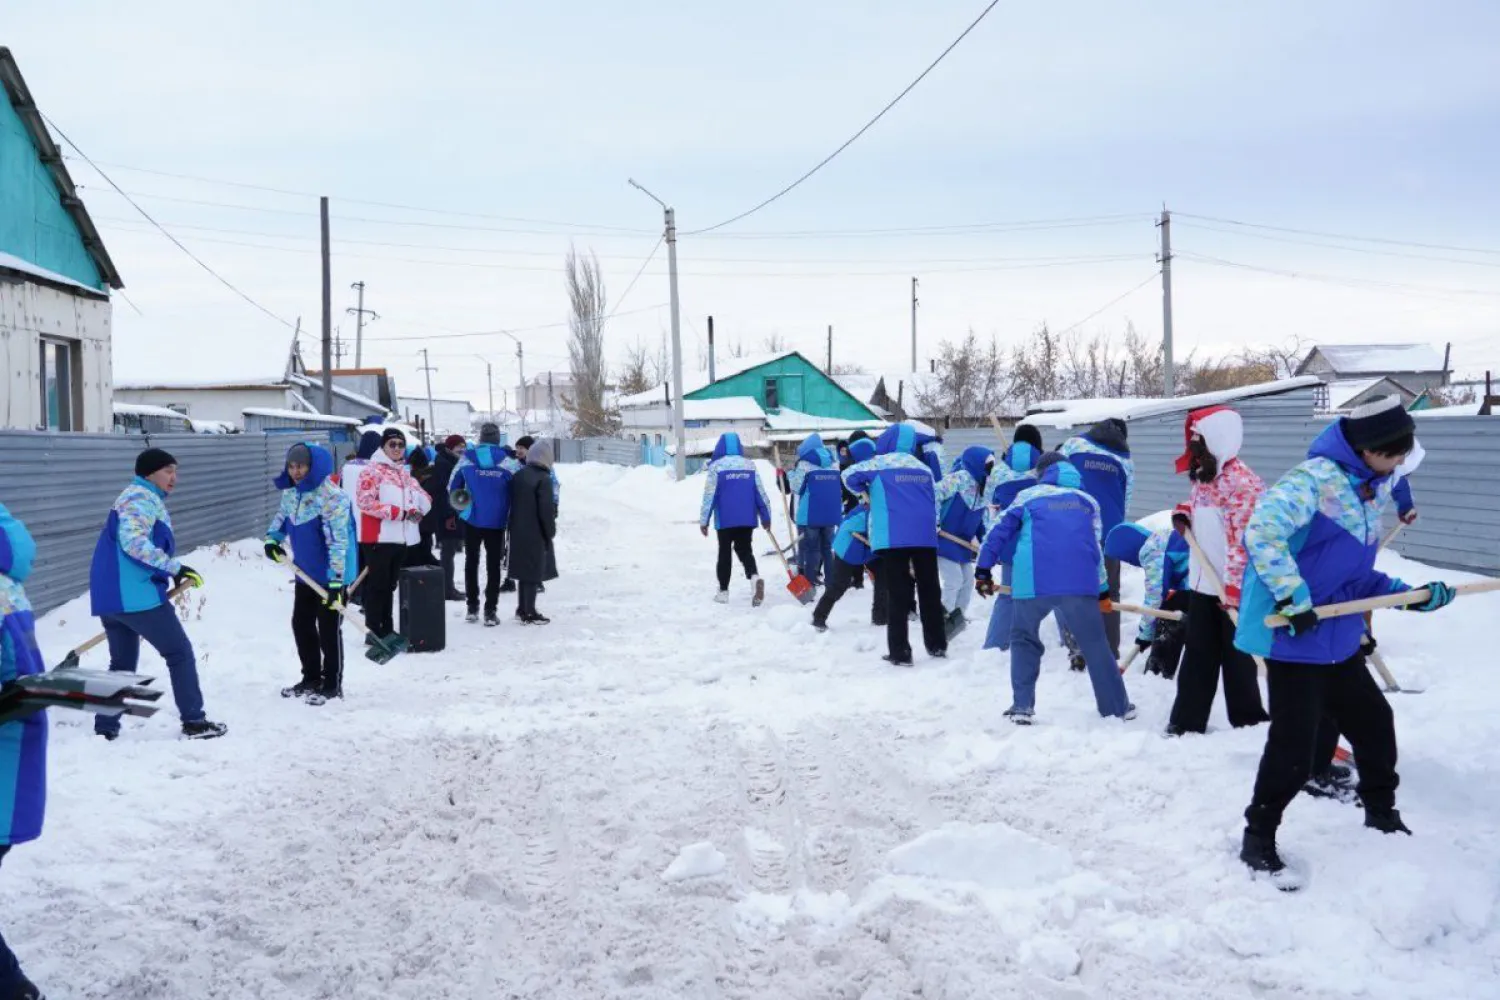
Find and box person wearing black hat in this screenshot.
[87,449,227,740]
[1232,396,1457,886]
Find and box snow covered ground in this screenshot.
[7,461,1499,999]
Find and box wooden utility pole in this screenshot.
[910,277,919,372]
[827,324,833,373]
[1158,207,1175,397]
[320,196,332,415]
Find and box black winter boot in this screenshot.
[1364,808,1412,835]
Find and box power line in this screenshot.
[688,0,1002,235]
[43,115,296,329]
[1176,251,1500,300]
[1175,212,1500,258]
[361,302,668,343]
[1053,271,1162,336]
[1175,219,1500,269]
[606,235,664,318]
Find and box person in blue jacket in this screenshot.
[88,449,226,741]
[700,433,772,606]
[981,427,1043,653]
[1105,522,1191,679]
[1234,397,1456,883]
[450,423,516,626]
[974,452,1133,723]
[1059,418,1134,659]
[934,445,994,639]
[843,423,946,665]
[0,503,48,1000]
[810,438,886,630]
[789,434,843,589]
[264,443,357,704]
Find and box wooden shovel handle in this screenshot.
[64,580,195,663]
[1263,578,1500,627]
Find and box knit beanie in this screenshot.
[134,448,177,478]
[514,435,536,450]
[478,423,501,445]
[444,434,467,451]
[1012,424,1043,451]
[1342,395,1415,451]
[381,427,407,447]
[286,443,312,467]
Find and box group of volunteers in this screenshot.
[699,393,1454,887]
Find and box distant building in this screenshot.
[116,359,394,428]
[1296,344,1451,412]
[1318,376,1420,413]
[397,395,474,436]
[1,48,124,432]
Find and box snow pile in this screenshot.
[4,463,1499,998]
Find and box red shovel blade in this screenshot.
[786,573,815,605]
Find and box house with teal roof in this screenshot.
[1,47,122,432]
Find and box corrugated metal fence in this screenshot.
[946,386,1500,575]
[0,431,339,614]
[554,437,643,467]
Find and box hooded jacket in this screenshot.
[935,446,994,563]
[0,503,47,847]
[1235,421,1412,665]
[842,424,941,552]
[832,501,876,566]
[355,450,432,546]
[1106,522,1189,643]
[788,434,843,528]
[1059,419,1134,537]
[1175,406,1265,604]
[89,476,182,616]
[340,430,384,512]
[977,456,1107,599]
[267,443,357,586]
[699,433,773,531]
[449,443,516,531]
[982,442,1041,529]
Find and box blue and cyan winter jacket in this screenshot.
[1106,523,1189,642]
[982,442,1041,529]
[1235,421,1412,665]
[449,443,517,530]
[0,503,47,847]
[842,424,941,552]
[977,458,1107,599]
[1393,477,1414,519]
[89,478,182,617]
[935,446,994,563]
[700,433,772,530]
[832,502,876,566]
[1059,422,1134,537]
[789,433,844,528]
[267,443,357,587]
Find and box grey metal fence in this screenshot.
[0,431,337,614]
[552,436,643,467]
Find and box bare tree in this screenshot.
[1006,325,1065,404]
[829,361,869,376]
[915,329,1010,425]
[564,245,617,437]
[1240,334,1309,380]
[761,331,789,354]
[617,339,654,396]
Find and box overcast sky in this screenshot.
[9,0,1500,407]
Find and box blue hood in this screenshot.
[712,433,743,461]
[956,446,993,485]
[876,423,931,456]
[274,442,335,492]
[1105,523,1150,567]
[0,502,36,582]
[1039,456,1084,490]
[463,443,509,468]
[849,438,877,463]
[1002,442,1040,473]
[796,433,828,466]
[1311,420,1388,485]
[356,430,383,460]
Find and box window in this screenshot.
[764,377,780,411]
[38,338,78,431]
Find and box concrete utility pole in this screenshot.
[475,355,495,419]
[910,276,919,373]
[1158,207,1175,397]
[348,281,379,368]
[629,178,687,480]
[419,348,438,442]
[547,372,556,435]
[827,324,833,373]
[320,197,333,415]
[707,315,716,383]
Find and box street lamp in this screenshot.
[628,178,686,480]
[491,331,525,435]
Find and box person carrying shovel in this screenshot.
[810,439,884,630]
[1234,396,1456,886]
[264,442,357,705]
[700,433,772,606]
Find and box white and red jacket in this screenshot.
[355,451,432,545]
[1174,406,1264,607]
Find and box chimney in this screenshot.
[1442,341,1452,386]
[707,316,716,383]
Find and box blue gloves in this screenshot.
[1407,581,1455,612]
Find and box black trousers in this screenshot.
[439,537,462,595]
[1168,591,1268,732]
[811,557,885,623]
[292,580,344,694]
[364,543,407,638]
[353,543,375,607]
[1246,654,1399,833]
[1144,590,1192,678]
[716,527,758,590]
[519,582,541,616]
[465,524,506,612]
[883,547,945,658]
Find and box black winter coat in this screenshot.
[507,463,558,583]
[430,450,462,539]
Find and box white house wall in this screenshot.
[397,397,473,435]
[113,387,297,425]
[0,279,112,432]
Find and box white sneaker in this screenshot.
[713,590,729,604]
[1123,704,1138,721]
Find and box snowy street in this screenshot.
[9,462,1500,999]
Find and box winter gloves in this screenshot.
[1406,581,1455,612]
[1275,598,1319,636]
[324,582,347,610]
[1136,638,1154,652]
[265,540,286,563]
[174,565,204,590]
[973,566,998,597]
[1098,590,1114,614]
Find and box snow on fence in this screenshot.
[0,430,343,614]
[946,383,1500,576]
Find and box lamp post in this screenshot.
[492,331,525,435]
[628,178,686,480]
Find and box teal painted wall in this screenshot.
[688,354,876,421]
[0,94,103,289]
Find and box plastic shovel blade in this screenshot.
[786,573,816,605]
[365,634,409,664]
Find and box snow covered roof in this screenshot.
[112,402,192,420]
[0,251,109,298]
[1302,343,1447,375]
[287,373,389,414]
[1324,377,1390,411]
[1414,402,1490,418]
[244,408,362,426]
[618,351,806,409]
[763,408,887,434]
[116,375,291,391]
[1022,377,1323,429]
[832,373,882,402]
